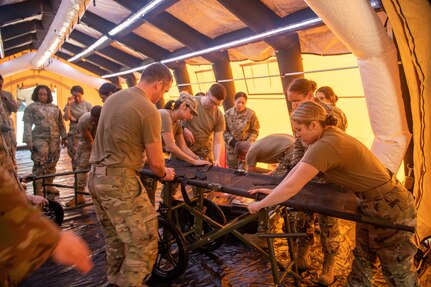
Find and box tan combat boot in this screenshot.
[46,186,60,195]
[318,254,335,285]
[65,194,86,207]
[296,245,311,271]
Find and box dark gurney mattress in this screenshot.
[140,159,415,232]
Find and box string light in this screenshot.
[68,0,165,62]
[102,17,322,78]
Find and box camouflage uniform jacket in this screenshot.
[0,90,18,148]
[0,90,18,127]
[224,107,260,146]
[22,102,67,144]
[0,166,60,285]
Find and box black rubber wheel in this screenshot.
[152,216,189,280]
[180,198,227,252]
[43,199,64,226]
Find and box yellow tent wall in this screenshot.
[382,0,431,242]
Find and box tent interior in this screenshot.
[1,0,431,282]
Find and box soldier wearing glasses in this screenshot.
[182,83,226,166]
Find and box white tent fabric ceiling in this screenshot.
[0,0,360,78]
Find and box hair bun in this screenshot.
[325,114,338,126]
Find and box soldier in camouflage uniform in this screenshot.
[88,63,175,287]
[248,101,419,287]
[0,75,19,165]
[183,83,226,166]
[285,79,348,285]
[66,106,102,207]
[23,85,67,196]
[224,91,260,169]
[0,164,93,286]
[63,85,92,170]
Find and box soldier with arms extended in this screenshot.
[283,79,348,285]
[153,93,210,204]
[88,62,175,287]
[248,101,419,287]
[182,83,226,166]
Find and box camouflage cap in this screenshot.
[179,92,199,116]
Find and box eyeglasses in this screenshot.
[207,95,222,107]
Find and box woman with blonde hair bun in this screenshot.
[248,101,419,286]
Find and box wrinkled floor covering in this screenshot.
[16,149,393,286]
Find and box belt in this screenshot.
[356,176,397,200]
[92,165,137,177]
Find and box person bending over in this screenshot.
[248,101,419,287]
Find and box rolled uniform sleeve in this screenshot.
[0,168,60,285]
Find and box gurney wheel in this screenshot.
[153,216,189,280]
[42,199,64,226]
[180,198,227,252]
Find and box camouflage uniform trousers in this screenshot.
[2,128,16,165]
[189,141,214,163]
[31,137,61,195]
[141,175,158,207]
[272,149,294,177]
[88,168,158,286]
[74,139,91,192]
[225,145,245,170]
[188,142,213,197]
[347,183,420,287]
[271,149,341,256]
[295,175,341,257]
[66,127,79,170]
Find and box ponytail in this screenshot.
[325,114,338,127]
[164,100,175,110]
